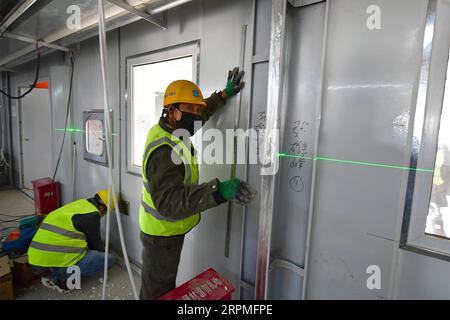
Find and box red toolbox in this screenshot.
[31,178,60,214]
[159,268,236,300]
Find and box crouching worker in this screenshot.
[27,190,117,293]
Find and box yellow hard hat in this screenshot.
[96,189,120,211]
[163,80,207,108]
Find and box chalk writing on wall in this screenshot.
[288,120,309,192]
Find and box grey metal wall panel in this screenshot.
[253,0,271,58]
[305,0,428,299]
[396,249,450,299]
[49,66,74,205]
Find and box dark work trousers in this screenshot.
[139,231,185,300]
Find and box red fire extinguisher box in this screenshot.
[159,268,236,300]
[31,178,60,214]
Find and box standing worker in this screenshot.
[139,67,257,299]
[28,190,117,293]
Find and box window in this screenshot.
[86,119,104,156]
[126,42,199,174]
[400,0,450,260]
[425,51,450,239]
[83,110,109,166]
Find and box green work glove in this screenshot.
[224,67,245,98]
[219,178,257,206]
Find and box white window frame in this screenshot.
[401,0,450,260]
[125,41,200,175]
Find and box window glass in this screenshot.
[131,56,193,167]
[85,119,104,156]
[425,51,450,239]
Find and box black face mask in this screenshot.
[175,110,204,136]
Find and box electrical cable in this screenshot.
[52,52,75,183]
[0,213,36,218]
[0,217,27,223]
[0,214,36,222]
[0,44,41,100]
[0,226,16,233]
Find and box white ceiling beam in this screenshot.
[107,0,167,29]
[0,0,37,34]
[2,31,71,52]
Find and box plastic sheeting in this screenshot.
[255,0,286,300]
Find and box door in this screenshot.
[19,86,53,190]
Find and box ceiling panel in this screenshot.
[10,0,100,39]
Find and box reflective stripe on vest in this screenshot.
[140,198,182,222]
[29,241,85,254]
[39,223,86,240]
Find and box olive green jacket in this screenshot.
[145,92,227,221]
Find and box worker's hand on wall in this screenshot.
[218,178,257,206]
[222,67,245,99]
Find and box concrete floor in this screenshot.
[0,187,142,300]
[0,187,34,229]
[15,264,141,300]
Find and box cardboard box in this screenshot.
[0,255,11,278]
[0,256,14,300]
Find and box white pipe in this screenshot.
[102,184,112,299]
[0,0,37,34]
[98,0,138,300]
[148,0,192,15]
[301,0,330,300]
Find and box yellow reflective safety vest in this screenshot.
[139,124,200,236]
[28,199,100,267]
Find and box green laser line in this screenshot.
[55,128,119,137]
[277,152,434,173]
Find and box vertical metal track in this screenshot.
[224,24,248,258]
[255,0,288,300]
[238,0,257,299]
[72,141,76,201]
[301,0,329,300]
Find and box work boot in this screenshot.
[41,276,70,294]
